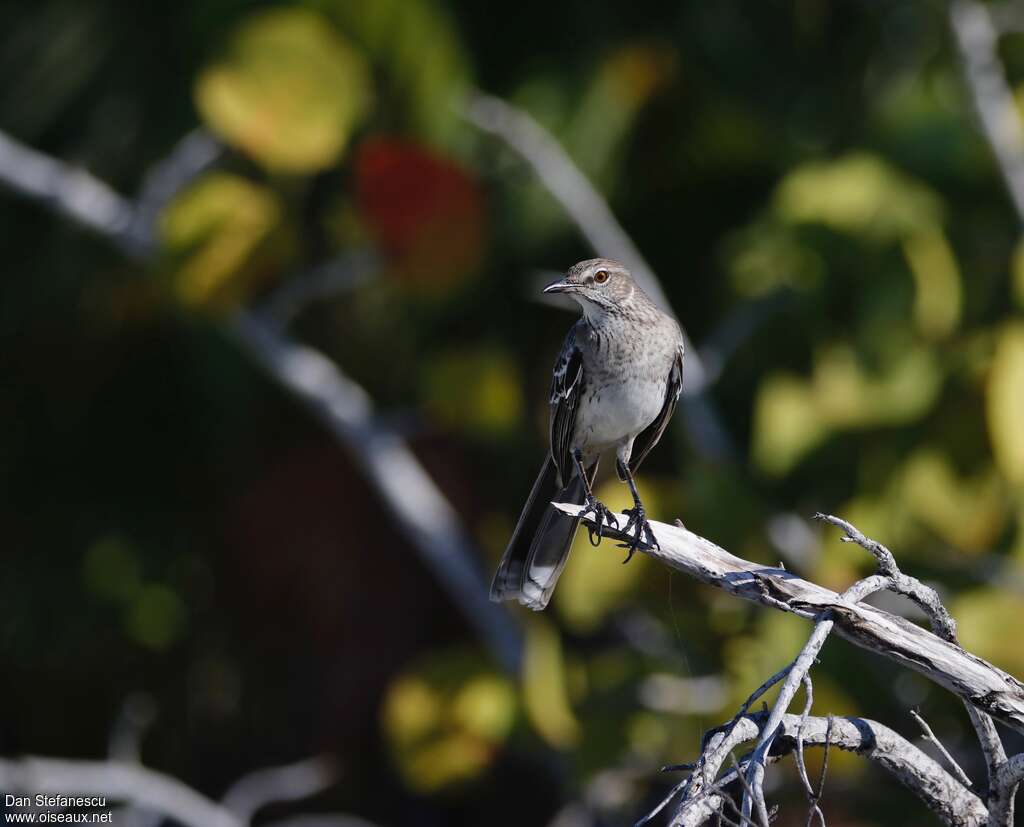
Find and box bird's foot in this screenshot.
[618,505,658,563]
[580,495,619,546]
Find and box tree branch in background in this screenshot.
[0,757,241,827]
[0,130,144,255]
[231,313,523,672]
[221,756,337,821]
[949,0,1024,224]
[0,126,523,676]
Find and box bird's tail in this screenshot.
[490,456,595,610]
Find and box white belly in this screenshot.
[574,377,665,452]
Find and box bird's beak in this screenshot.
[543,278,576,294]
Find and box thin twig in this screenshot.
[258,249,379,328]
[740,616,833,823]
[910,709,973,790]
[794,676,825,827]
[814,717,833,818]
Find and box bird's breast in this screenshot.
[574,374,665,451]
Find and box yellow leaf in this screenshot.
[196,8,371,172]
[901,451,1006,552]
[751,374,826,476]
[902,230,961,340]
[450,675,516,741]
[380,654,515,793]
[160,173,284,309]
[987,324,1024,485]
[953,587,1024,677]
[522,618,580,748]
[554,477,655,632]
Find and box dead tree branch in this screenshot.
[553,504,1023,823]
[666,713,987,827]
[554,505,1024,734]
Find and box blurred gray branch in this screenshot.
[950,0,1024,223]
[0,126,523,675]
[231,312,523,671]
[221,756,337,821]
[0,757,240,827]
[0,130,144,255]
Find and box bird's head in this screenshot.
[543,258,636,319]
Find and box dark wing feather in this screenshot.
[628,344,684,475]
[549,328,584,488]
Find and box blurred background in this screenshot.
[3,0,1024,824]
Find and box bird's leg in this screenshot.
[573,449,618,546]
[616,459,659,562]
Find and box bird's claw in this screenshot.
[580,495,619,546]
[619,505,658,563]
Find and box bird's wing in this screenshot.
[549,328,584,488]
[628,343,684,475]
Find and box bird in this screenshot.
[490,258,684,610]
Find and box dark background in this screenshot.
[2,1,1023,824]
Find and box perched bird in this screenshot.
[490,258,684,610]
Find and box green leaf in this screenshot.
[310,0,469,141]
[522,618,580,747]
[125,585,186,651]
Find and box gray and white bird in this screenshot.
[490,258,684,610]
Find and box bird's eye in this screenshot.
[594,270,609,284]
